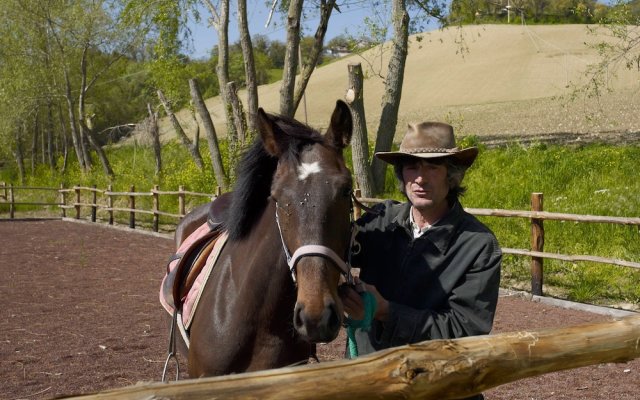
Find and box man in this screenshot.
[340,122,501,399]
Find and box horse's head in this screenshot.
[259,100,353,343]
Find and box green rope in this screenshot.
[345,291,377,358]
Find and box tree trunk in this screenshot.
[279,0,303,117]
[31,111,38,174]
[204,0,237,143]
[63,70,87,171]
[346,63,374,197]
[146,103,162,176]
[82,117,114,177]
[58,102,69,173]
[40,112,46,164]
[237,0,259,136]
[189,79,227,190]
[371,0,409,194]
[13,125,26,184]
[157,89,205,170]
[226,82,247,145]
[46,99,55,168]
[292,0,336,116]
[225,81,248,182]
[77,46,93,171]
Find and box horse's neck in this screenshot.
[241,200,293,288]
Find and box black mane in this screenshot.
[225,114,324,241]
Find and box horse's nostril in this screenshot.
[327,303,341,332]
[293,303,304,329]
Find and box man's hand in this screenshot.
[338,278,389,322]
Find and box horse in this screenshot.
[172,100,354,377]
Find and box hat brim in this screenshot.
[375,147,478,167]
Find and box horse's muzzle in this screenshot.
[293,301,342,343]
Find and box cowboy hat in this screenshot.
[375,122,478,167]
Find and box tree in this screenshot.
[279,0,304,117]
[345,0,449,195]
[237,0,259,136]
[369,0,410,194]
[39,0,141,176]
[575,0,640,99]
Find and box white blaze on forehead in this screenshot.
[298,161,322,180]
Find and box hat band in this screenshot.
[400,147,460,154]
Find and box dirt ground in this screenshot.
[1,220,638,400]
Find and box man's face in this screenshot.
[402,159,450,214]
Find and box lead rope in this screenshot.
[344,290,377,358]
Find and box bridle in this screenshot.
[274,198,357,285]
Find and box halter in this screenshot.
[275,201,356,284]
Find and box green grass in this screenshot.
[1,140,639,308]
[460,142,640,307]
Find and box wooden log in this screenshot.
[69,315,640,400]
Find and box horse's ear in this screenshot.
[258,108,282,156]
[325,100,352,150]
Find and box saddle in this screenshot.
[162,193,232,312]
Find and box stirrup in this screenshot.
[161,311,181,382]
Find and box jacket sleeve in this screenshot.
[369,236,502,347]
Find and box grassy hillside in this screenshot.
[147,24,639,146]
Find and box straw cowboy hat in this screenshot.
[375,122,478,167]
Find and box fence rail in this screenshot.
[1,182,220,231]
[67,315,640,400]
[2,182,638,296]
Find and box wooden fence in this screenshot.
[0,182,221,232]
[2,182,640,296]
[67,314,640,399]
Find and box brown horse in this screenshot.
[175,100,354,377]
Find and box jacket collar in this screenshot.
[392,201,464,254]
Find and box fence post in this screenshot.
[178,185,185,217]
[129,185,135,229]
[1,181,6,200]
[91,185,97,223]
[9,184,15,218]
[59,183,66,218]
[215,185,222,200]
[107,185,114,225]
[353,188,362,220]
[152,184,159,232]
[531,192,544,296]
[75,185,81,219]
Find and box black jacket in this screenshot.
[351,199,502,354]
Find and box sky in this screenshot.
[186,1,387,59]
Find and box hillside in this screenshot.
[152,24,640,145]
